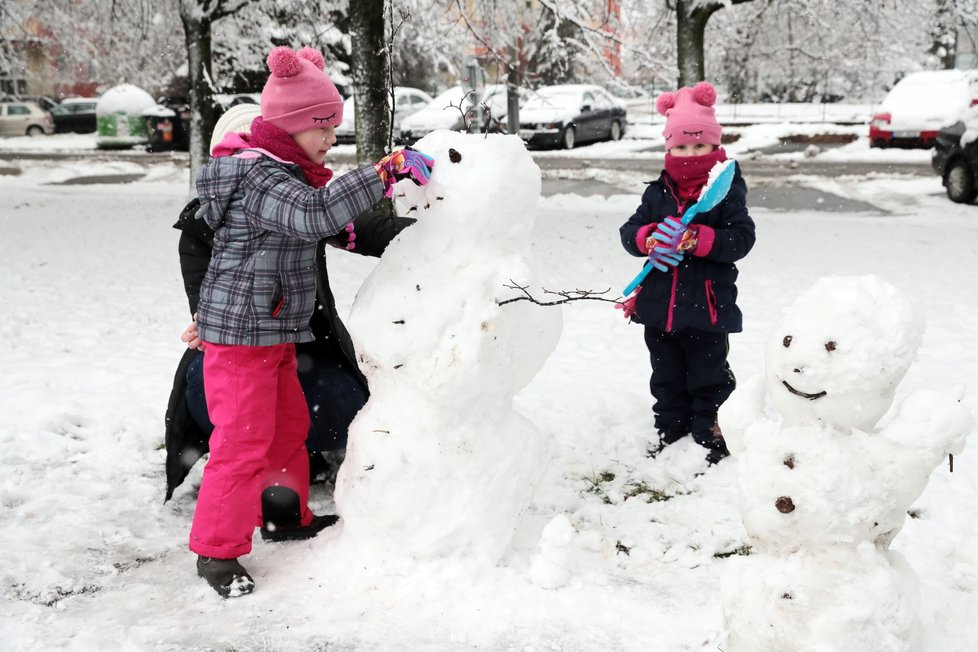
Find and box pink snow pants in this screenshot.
[189,342,312,559]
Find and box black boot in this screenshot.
[260,486,339,542]
[196,556,255,598]
[703,421,730,466]
[647,428,686,458]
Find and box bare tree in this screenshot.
[177,0,251,178]
[349,0,391,164]
[672,0,757,87]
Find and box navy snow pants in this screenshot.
[643,327,736,449]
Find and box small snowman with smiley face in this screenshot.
[718,275,972,651]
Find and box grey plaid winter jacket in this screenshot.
[195,154,383,346]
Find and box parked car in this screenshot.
[932,106,978,203]
[398,84,511,144]
[517,84,626,149]
[1,94,58,112]
[335,86,434,144]
[0,101,53,136]
[51,97,98,133]
[869,70,978,149]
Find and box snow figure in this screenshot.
[333,131,562,565]
[718,275,972,652]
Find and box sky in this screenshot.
[0,123,975,652]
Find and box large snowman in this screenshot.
[333,131,562,565]
[718,275,972,651]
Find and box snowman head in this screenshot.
[393,130,540,241]
[765,275,922,431]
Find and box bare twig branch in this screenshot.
[498,280,621,307]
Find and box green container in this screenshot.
[95,84,156,150]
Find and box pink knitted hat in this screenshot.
[260,46,343,134]
[656,81,722,148]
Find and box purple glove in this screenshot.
[652,216,698,254]
[647,245,683,272]
[374,149,435,198]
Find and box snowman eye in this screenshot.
[825,341,837,352]
[782,335,792,348]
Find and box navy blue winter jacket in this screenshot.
[619,162,755,333]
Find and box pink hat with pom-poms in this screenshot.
[656,81,722,148]
[260,46,343,134]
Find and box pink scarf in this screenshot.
[247,117,334,189]
[664,147,728,204]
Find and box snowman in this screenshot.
[718,275,972,651]
[333,131,562,565]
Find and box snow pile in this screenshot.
[719,275,974,651]
[333,131,563,565]
[94,84,155,117]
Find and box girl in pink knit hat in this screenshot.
[188,45,435,598]
[619,81,756,467]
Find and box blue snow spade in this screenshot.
[622,160,737,298]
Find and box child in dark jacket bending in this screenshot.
[619,81,755,466]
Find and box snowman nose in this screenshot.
[792,367,803,374]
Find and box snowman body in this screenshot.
[719,276,972,651]
[333,131,562,564]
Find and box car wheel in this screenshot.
[561,126,576,150]
[945,158,978,203]
[26,125,44,137]
[609,120,622,141]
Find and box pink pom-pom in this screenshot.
[267,46,300,78]
[692,81,716,107]
[298,47,325,71]
[655,92,675,116]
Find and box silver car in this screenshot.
[0,101,54,136]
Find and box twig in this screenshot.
[498,280,621,306]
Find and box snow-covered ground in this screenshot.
[1,144,975,651]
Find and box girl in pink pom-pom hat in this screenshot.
[187,45,435,598]
[618,81,756,467]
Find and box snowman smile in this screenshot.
[782,381,827,401]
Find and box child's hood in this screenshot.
[195,156,255,230]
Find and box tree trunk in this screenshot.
[675,1,718,87]
[506,47,521,135]
[179,10,215,185]
[931,0,957,69]
[675,0,754,88]
[349,0,391,165]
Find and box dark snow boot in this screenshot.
[260,486,339,542]
[647,429,687,458]
[196,556,255,598]
[702,422,731,466]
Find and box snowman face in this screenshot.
[394,130,540,238]
[765,276,922,431]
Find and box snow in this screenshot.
[95,84,156,117]
[1,134,977,651]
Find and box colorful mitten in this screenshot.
[374,149,435,198]
[339,222,356,250]
[615,293,639,319]
[652,216,699,253]
[647,245,684,272]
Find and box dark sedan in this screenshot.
[51,98,98,133]
[517,84,627,150]
[932,109,978,203]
